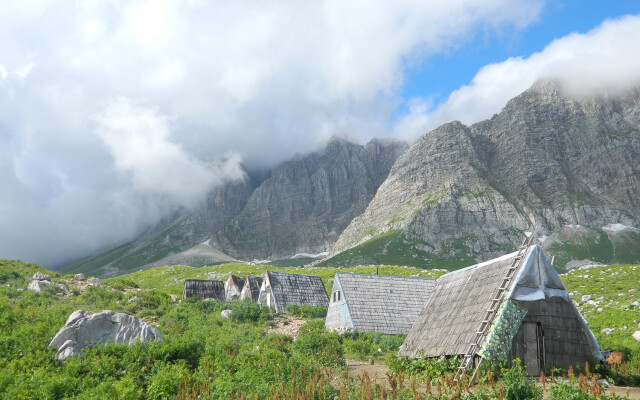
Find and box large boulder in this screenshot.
[28,280,68,294]
[49,310,163,360]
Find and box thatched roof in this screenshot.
[262,270,329,312]
[398,245,601,361]
[182,279,225,301]
[328,273,436,334]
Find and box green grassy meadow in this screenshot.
[1,258,640,399]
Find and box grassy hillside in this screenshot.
[319,230,482,270]
[563,264,640,356]
[2,259,640,399]
[113,262,446,297]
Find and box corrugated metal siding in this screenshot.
[328,273,435,334]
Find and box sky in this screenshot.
[1,0,640,267]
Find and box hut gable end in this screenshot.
[326,273,436,335]
[259,270,329,312]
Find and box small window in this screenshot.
[337,291,341,301]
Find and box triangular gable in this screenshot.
[508,246,602,361]
[330,273,436,334]
[399,245,602,363]
[398,249,523,358]
[265,270,329,312]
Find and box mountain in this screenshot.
[62,137,408,277]
[324,80,640,269]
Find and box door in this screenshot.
[523,323,540,375]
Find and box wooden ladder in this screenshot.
[454,235,534,383]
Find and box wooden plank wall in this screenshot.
[509,298,592,372]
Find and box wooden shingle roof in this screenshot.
[266,270,329,311]
[399,249,525,358]
[336,273,436,334]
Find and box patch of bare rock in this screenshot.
[49,310,163,360]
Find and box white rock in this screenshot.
[581,295,592,303]
[49,310,163,360]
[128,296,138,303]
[33,272,51,281]
[74,273,86,281]
[634,331,640,342]
[27,280,68,294]
[601,328,615,335]
[87,277,102,286]
[221,310,233,318]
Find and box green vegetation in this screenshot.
[2,259,640,399]
[318,230,478,270]
[548,229,640,271]
[113,261,446,297]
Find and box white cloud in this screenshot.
[398,14,640,137]
[0,0,545,266]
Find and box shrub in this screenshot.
[146,362,191,400]
[500,359,542,400]
[293,327,344,368]
[230,299,270,323]
[286,304,328,318]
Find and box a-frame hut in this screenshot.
[239,276,263,301]
[182,279,225,301]
[325,273,436,334]
[225,275,246,301]
[258,270,329,312]
[398,245,601,376]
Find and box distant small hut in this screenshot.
[325,273,436,334]
[224,275,246,301]
[182,279,225,301]
[399,244,602,378]
[258,270,329,312]
[239,276,263,301]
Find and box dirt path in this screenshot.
[346,359,390,387]
[266,315,306,339]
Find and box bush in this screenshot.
[230,299,270,323]
[500,359,542,400]
[293,327,344,368]
[146,362,191,400]
[108,278,139,291]
[286,304,328,318]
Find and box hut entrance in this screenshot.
[523,322,544,375]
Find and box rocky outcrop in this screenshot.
[27,272,68,294]
[49,310,163,360]
[212,138,408,260]
[329,80,640,268]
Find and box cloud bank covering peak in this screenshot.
[396,14,640,136]
[1,2,639,267]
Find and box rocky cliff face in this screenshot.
[63,138,407,276]
[328,81,640,268]
[212,138,408,260]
